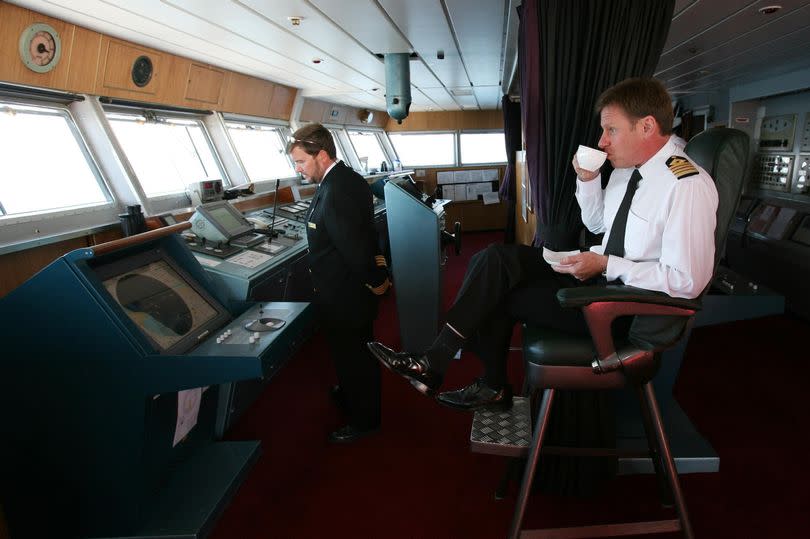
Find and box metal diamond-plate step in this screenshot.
[470,397,531,457]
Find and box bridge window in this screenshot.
[225,121,296,182]
[347,129,389,173]
[106,111,226,198]
[327,128,348,164]
[387,132,456,167]
[459,132,507,165]
[0,102,110,218]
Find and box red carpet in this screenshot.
[211,232,810,538]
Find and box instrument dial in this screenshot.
[19,23,62,73]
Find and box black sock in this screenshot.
[425,325,465,375]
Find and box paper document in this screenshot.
[482,192,500,205]
[542,247,581,266]
[173,388,202,446]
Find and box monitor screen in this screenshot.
[208,205,244,235]
[95,249,230,354]
[196,200,252,240]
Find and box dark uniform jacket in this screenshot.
[306,161,388,325]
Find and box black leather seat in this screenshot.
[506,128,750,539]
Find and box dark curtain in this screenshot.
[535,0,676,249]
[518,1,547,234]
[518,0,677,496]
[499,95,522,244]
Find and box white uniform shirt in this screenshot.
[575,136,718,299]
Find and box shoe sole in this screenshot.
[436,397,513,413]
[328,428,380,444]
[368,345,437,397]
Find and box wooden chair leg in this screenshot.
[508,388,555,539]
[640,383,694,539]
[636,384,674,507]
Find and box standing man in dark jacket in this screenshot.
[287,123,391,443]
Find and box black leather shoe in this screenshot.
[328,424,380,444]
[330,385,347,410]
[436,378,513,412]
[367,342,442,396]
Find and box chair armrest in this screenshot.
[556,285,699,371]
[557,285,703,311]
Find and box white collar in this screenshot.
[638,136,677,178]
[322,160,339,181]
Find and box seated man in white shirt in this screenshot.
[368,77,718,411]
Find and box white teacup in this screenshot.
[576,145,607,172]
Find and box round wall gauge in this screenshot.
[19,23,62,73]
[131,55,154,87]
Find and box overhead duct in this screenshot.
[384,53,411,124]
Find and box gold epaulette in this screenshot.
[665,156,699,179]
[366,278,391,295]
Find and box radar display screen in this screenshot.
[95,249,230,354]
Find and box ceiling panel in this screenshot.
[234,0,385,89]
[8,0,810,112]
[665,20,810,87]
[658,0,810,75]
[378,0,471,90]
[418,87,462,111]
[409,62,445,90]
[473,86,503,110]
[309,0,410,54]
[662,0,759,52]
[445,0,504,86]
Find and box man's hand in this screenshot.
[572,155,600,182]
[551,251,608,281]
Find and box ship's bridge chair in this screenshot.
[483,128,750,539]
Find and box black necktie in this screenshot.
[603,169,642,258]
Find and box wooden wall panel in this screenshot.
[0,237,86,298]
[161,54,192,106]
[443,200,507,232]
[64,25,102,94]
[221,72,274,117]
[386,110,503,131]
[0,2,74,90]
[97,38,163,97]
[185,63,225,105]
[0,2,297,119]
[268,84,296,119]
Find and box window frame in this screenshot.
[458,129,508,166]
[345,127,392,174]
[0,96,119,253]
[387,130,459,168]
[104,105,230,216]
[222,115,297,187]
[325,126,352,168]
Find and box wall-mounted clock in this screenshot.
[19,23,62,73]
[131,55,154,87]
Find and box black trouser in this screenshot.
[446,243,590,387]
[321,313,381,430]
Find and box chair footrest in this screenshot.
[520,518,681,538]
[470,397,531,457]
